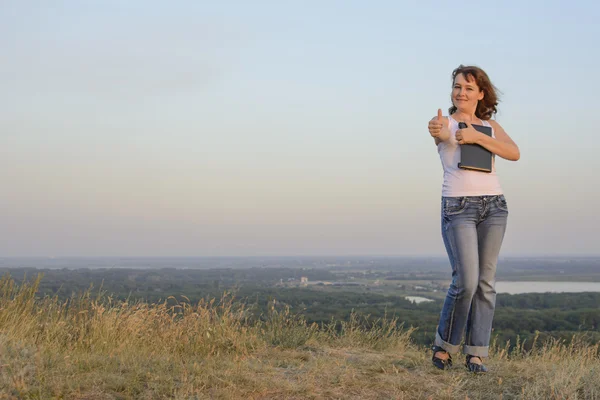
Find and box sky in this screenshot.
[1,1,599,257]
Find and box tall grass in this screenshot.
[0,274,413,355]
[0,274,264,358]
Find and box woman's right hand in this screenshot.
[428,109,450,142]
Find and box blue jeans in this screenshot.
[434,194,508,357]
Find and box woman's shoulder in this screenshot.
[486,119,503,129]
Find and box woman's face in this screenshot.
[452,73,484,113]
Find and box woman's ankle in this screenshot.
[466,354,485,364]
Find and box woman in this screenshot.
[427,65,520,373]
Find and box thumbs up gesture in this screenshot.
[428,109,450,141]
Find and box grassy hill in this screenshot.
[1,275,599,399]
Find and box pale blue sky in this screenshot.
[1,1,598,257]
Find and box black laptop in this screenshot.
[457,122,493,173]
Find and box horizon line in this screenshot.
[1,254,599,259]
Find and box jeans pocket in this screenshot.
[443,197,468,216]
[495,195,508,212]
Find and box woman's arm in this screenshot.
[456,120,520,161]
[483,120,520,161]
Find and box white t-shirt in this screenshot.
[437,116,503,197]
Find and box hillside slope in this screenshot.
[1,275,598,399]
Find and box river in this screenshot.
[495,281,600,294]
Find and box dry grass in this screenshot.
[1,274,599,399]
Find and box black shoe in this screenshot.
[431,345,452,370]
[465,355,488,373]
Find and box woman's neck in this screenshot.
[452,110,478,122]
